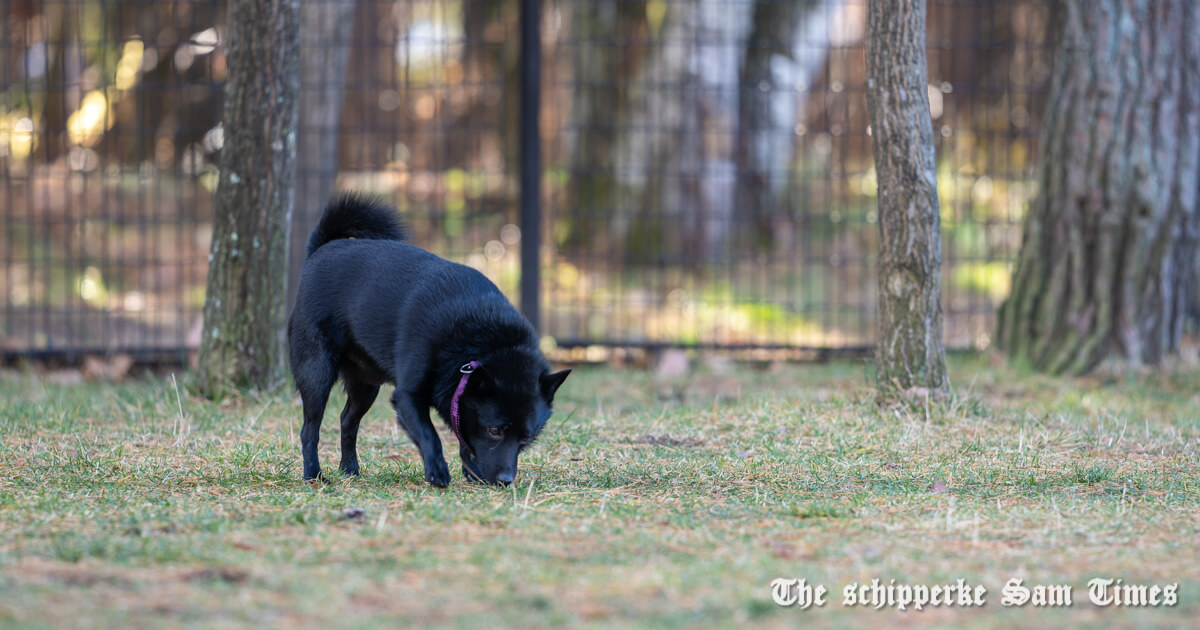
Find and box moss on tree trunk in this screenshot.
[865,0,949,403]
[198,0,300,396]
[996,0,1200,374]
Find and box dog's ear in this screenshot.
[540,369,571,402]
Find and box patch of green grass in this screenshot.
[1069,461,1117,485]
[0,356,1198,628]
[788,503,854,520]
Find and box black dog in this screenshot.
[287,195,570,487]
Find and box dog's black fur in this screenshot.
[287,195,570,487]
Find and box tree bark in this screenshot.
[288,0,357,309]
[865,0,948,402]
[996,0,1200,374]
[198,0,300,396]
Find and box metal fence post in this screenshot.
[519,0,541,333]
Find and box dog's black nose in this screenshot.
[496,471,514,486]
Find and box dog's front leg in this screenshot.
[391,391,451,487]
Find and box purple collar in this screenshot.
[449,361,481,445]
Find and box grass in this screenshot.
[0,354,1198,628]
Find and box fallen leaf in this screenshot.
[83,354,134,381]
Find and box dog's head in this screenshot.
[452,352,570,486]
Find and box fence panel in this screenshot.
[543,0,1051,352]
[0,0,1051,361]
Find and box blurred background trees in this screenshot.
[288,0,358,310]
[7,0,1169,367]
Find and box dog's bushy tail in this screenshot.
[306,194,407,257]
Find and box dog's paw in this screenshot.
[424,458,451,488]
[339,461,360,477]
[304,470,330,487]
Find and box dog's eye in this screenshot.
[487,426,503,438]
[519,435,533,445]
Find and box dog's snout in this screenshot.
[496,470,514,486]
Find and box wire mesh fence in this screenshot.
[1,0,1052,363]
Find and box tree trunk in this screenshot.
[996,0,1200,374]
[613,1,753,265]
[288,0,357,309]
[864,0,948,402]
[198,0,300,396]
[733,0,817,252]
[561,2,647,256]
[38,3,71,163]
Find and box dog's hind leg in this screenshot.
[338,378,379,477]
[294,353,338,482]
